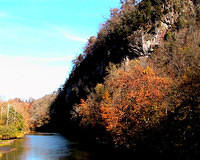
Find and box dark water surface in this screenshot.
[0,133,104,160]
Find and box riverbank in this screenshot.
[0,125,26,141]
[0,132,24,148]
[0,133,24,141]
[0,139,16,147]
[0,126,25,155]
[0,134,25,155]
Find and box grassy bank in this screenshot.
[0,125,25,140]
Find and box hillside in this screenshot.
[29,93,57,130]
[50,0,200,158]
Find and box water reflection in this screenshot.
[0,134,118,160]
[0,134,71,160]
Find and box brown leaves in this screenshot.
[72,59,172,147]
[102,62,171,135]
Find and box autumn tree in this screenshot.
[72,60,172,148]
[101,61,172,148]
[72,84,107,128]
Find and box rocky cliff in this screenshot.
[50,0,200,133]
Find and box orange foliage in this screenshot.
[73,60,172,147]
[101,62,172,144]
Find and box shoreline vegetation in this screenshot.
[0,101,29,144]
[0,94,57,144]
[0,126,26,141]
[49,0,200,158]
[0,126,26,152]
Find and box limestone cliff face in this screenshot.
[129,0,197,56]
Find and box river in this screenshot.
[0,133,110,160]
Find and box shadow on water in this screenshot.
[1,133,159,160]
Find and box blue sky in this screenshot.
[0,0,121,100]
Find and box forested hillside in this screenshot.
[50,0,200,158]
[29,93,57,130]
[0,92,56,140]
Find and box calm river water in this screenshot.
[0,133,110,160]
